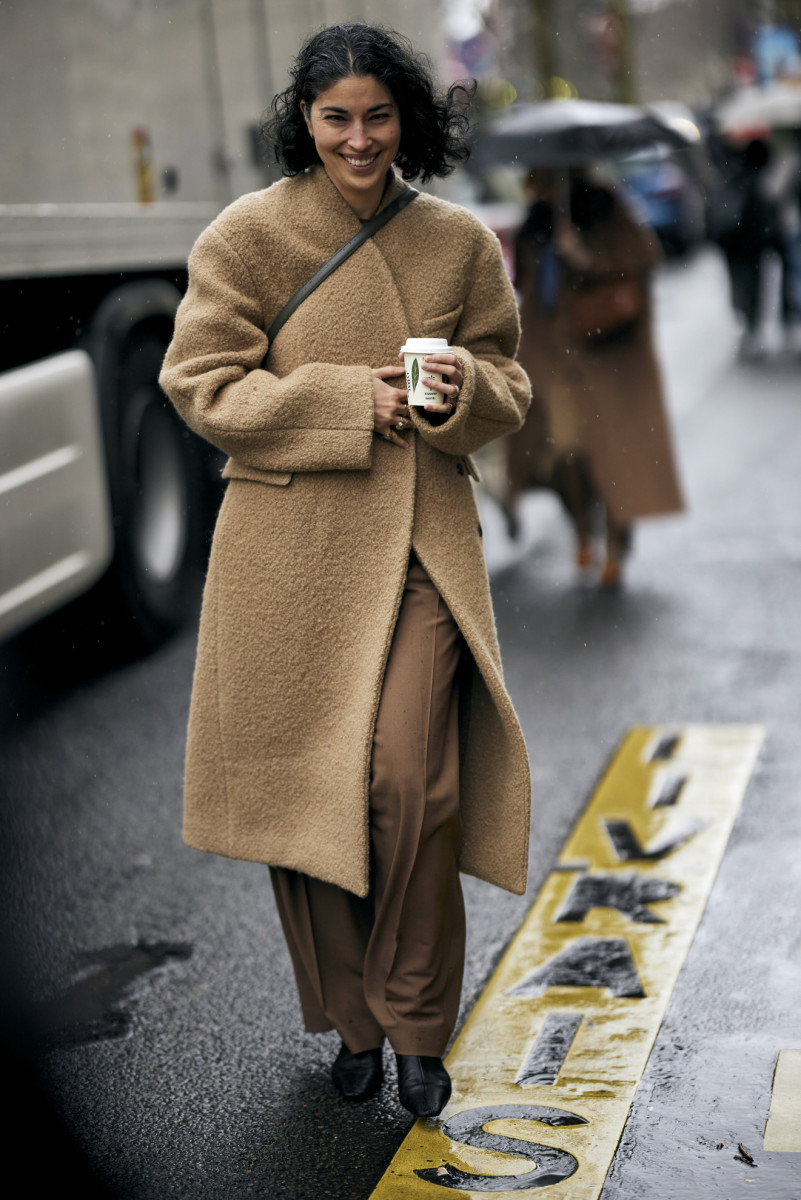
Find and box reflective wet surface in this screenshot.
[35,942,193,1048]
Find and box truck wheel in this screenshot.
[103,334,209,649]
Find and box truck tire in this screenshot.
[101,333,209,649]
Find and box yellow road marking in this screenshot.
[371,724,764,1198]
[764,1050,801,1152]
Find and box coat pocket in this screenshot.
[420,304,464,343]
[221,460,293,487]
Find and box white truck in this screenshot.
[0,200,221,647]
[0,0,441,647]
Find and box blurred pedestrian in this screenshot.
[159,23,531,1119]
[505,167,684,587]
[711,138,795,358]
[771,136,801,348]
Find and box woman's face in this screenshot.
[301,75,401,217]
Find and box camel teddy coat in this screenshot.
[160,166,533,899]
[508,192,684,524]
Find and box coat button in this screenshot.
[477,523,483,538]
[456,461,465,475]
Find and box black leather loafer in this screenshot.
[395,1054,451,1117]
[331,1042,384,1102]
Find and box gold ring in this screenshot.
[383,431,393,442]
[396,418,406,431]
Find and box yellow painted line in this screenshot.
[371,724,764,1198]
[764,1050,801,1152]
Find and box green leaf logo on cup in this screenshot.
[401,338,454,406]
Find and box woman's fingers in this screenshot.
[419,350,462,412]
[384,402,411,443]
[422,354,463,403]
[372,364,406,380]
[373,355,462,427]
[372,366,409,446]
[379,427,409,448]
[373,398,410,446]
[422,354,459,374]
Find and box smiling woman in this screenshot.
[159,21,532,1126]
[299,77,401,220]
[264,23,473,194]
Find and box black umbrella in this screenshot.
[473,98,700,169]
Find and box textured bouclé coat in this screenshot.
[160,166,533,898]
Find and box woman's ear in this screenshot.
[300,100,313,139]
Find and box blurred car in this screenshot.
[616,148,707,255]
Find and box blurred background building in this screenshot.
[447,0,801,110]
[2,0,800,207]
[0,0,448,207]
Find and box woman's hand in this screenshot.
[372,365,411,448]
[418,352,464,415]
[554,217,592,269]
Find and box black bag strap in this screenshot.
[266,187,419,345]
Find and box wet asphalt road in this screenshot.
[1,247,800,1198]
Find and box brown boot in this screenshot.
[601,524,632,588]
[576,537,594,571]
[600,558,622,589]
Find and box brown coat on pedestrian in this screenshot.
[159,167,533,898]
[508,189,684,525]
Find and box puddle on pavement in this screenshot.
[35,941,192,1048]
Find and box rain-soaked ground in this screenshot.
[1,246,800,1197]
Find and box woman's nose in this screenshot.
[347,123,371,150]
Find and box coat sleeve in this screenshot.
[159,225,376,473]
[409,229,531,457]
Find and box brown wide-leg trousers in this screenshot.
[270,553,466,1056]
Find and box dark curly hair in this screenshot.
[262,23,474,182]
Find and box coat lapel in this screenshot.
[266,168,415,367]
[283,166,409,261]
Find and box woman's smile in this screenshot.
[343,153,378,168]
[301,75,401,218]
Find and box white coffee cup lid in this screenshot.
[400,338,452,354]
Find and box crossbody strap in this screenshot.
[266,187,419,345]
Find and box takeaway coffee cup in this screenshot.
[401,337,454,406]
